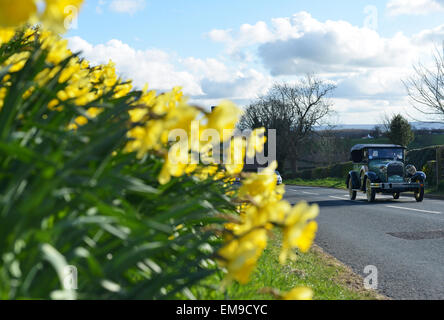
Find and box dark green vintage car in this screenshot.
[346,144,426,202]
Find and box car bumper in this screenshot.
[370,182,423,192]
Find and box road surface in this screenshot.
[284,185,444,300]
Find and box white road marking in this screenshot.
[329,196,349,200]
[386,205,442,215]
[302,191,320,195]
[287,186,324,189]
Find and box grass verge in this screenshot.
[285,178,346,190]
[192,233,385,300]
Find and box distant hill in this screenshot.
[316,122,444,131]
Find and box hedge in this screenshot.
[423,160,437,187]
[289,162,353,180]
[406,146,439,171]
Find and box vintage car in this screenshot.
[346,144,426,202]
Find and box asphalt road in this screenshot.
[284,185,444,300]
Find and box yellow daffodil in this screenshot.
[125,120,164,158]
[246,127,267,158]
[74,115,87,126]
[41,0,84,33]
[4,52,31,72]
[193,164,218,180]
[225,136,246,175]
[129,107,149,123]
[238,161,278,205]
[0,87,7,110]
[282,287,313,300]
[0,0,36,28]
[158,142,191,184]
[0,27,15,44]
[86,107,103,118]
[205,100,242,142]
[218,229,267,284]
[280,202,319,264]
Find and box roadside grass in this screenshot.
[285,178,346,190]
[192,232,385,300]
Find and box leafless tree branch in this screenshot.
[404,44,444,122]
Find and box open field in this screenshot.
[347,134,444,150]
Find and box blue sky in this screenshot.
[66,0,444,124]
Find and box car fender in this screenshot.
[347,171,360,189]
[411,171,426,182]
[365,171,379,183]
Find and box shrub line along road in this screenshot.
[284,185,444,300]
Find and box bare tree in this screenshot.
[371,125,382,139]
[380,113,393,135]
[404,44,444,122]
[239,74,336,173]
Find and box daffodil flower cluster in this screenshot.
[218,160,319,289]
[0,6,320,298]
[124,94,250,184]
[0,28,133,132]
[0,27,254,187]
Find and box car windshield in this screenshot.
[368,148,403,160]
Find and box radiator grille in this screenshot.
[387,161,404,177]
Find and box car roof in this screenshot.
[350,144,405,152]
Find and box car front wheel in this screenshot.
[348,179,357,200]
[414,183,425,202]
[366,179,376,203]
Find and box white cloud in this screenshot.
[333,67,411,100]
[182,57,232,82]
[331,98,402,124]
[386,0,444,16]
[199,68,272,100]
[206,21,274,60]
[209,12,441,75]
[207,11,442,108]
[255,13,426,76]
[207,11,434,78]
[207,12,316,52]
[413,24,444,44]
[68,36,203,95]
[182,57,273,100]
[203,11,444,124]
[67,37,272,104]
[206,29,233,44]
[109,0,146,14]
